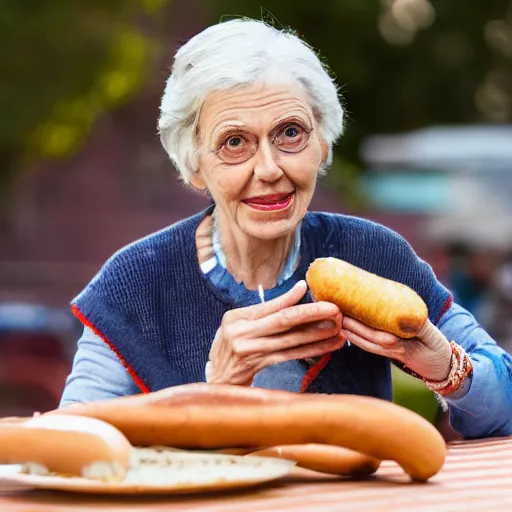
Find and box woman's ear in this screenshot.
[320,139,329,165]
[190,171,207,191]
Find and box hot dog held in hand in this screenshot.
[306,258,460,387]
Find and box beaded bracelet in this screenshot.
[424,341,473,395]
[400,341,473,396]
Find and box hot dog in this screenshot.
[51,383,446,482]
[0,414,132,482]
[94,380,302,407]
[306,257,428,338]
[246,444,380,476]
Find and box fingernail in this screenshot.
[339,330,351,346]
[318,320,334,329]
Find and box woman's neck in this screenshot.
[213,211,295,290]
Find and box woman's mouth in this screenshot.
[242,192,294,212]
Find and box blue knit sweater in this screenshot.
[72,206,452,399]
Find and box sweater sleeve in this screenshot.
[59,326,141,406]
[437,303,512,438]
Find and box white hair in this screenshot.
[158,19,344,184]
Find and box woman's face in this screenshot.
[193,81,327,241]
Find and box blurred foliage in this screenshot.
[391,365,438,422]
[206,0,512,179]
[0,0,171,207]
[0,0,510,209]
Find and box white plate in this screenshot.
[0,448,295,495]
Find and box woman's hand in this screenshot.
[341,316,452,382]
[207,280,346,385]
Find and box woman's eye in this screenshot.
[216,134,254,164]
[275,124,310,152]
[221,135,248,151]
[284,126,299,138]
[227,136,243,147]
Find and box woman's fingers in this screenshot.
[237,302,342,340]
[342,328,406,361]
[230,280,309,322]
[265,334,347,367]
[211,284,346,385]
[239,318,343,354]
[342,317,398,346]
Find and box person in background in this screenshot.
[445,242,487,317]
[485,252,512,353]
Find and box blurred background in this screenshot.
[0,0,511,430]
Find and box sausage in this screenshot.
[246,444,381,476]
[50,383,446,482]
[69,381,301,407]
[0,414,132,482]
[193,443,380,476]
[306,257,428,338]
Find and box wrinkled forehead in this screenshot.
[198,78,316,139]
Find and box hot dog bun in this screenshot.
[0,414,132,482]
[51,383,446,482]
[306,257,428,338]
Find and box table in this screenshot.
[1,438,511,511]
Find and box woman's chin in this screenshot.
[239,216,301,241]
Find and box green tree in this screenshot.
[0,0,171,210]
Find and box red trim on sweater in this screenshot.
[436,295,453,324]
[71,304,150,394]
[300,353,332,393]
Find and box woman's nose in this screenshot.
[253,140,284,182]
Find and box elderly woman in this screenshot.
[60,19,512,440]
